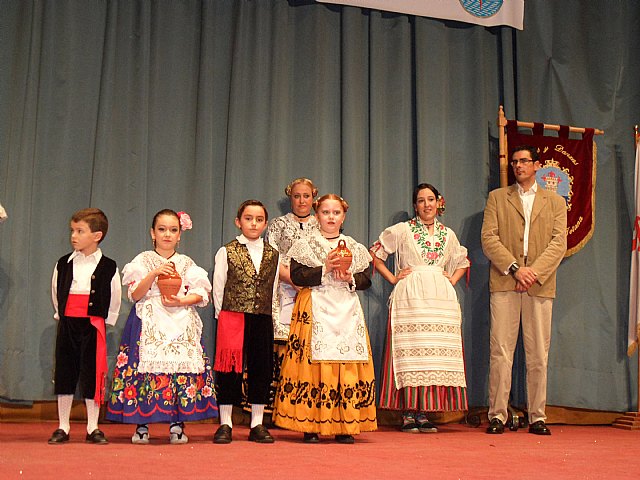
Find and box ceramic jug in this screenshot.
[333,239,353,274]
[157,261,182,297]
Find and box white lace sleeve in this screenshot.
[371,223,404,261]
[184,264,212,307]
[444,228,470,273]
[344,237,373,274]
[121,254,148,302]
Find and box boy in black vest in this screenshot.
[48,208,121,445]
[212,200,279,444]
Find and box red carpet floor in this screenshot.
[0,422,637,479]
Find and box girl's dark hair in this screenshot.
[152,209,179,228]
[412,183,440,205]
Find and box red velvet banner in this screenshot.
[506,121,597,256]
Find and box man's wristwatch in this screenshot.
[508,262,520,276]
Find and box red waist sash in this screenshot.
[65,294,107,404]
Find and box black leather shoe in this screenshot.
[249,424,275,443]
[48,428,69,444]
[529,420,551,435]
[85,429,108,444]
[335,434,355,444]
[486,418,505,434]
[213,424,232,444]
[303,433,320,443]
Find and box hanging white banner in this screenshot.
[318,0,525,30]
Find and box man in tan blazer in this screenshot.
[481,145,567,435]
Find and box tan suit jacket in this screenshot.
[481,184,567,298]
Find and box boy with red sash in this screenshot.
[212,200,279,444]
[48,208,121,445]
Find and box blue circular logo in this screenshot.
[459,0,504,18]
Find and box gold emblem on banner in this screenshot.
[537,151,574,212]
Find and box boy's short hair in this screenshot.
[71,208,109,243]
[236,200,268,221]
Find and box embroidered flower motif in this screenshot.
[154,375,170,390]
[162,389,173,401]
[116,352,128,368]
[177,375,187,385]
[196,376,205,391]
[177,211,193,231]
[409,217,448,265]
[185,384,197,399]
[124,386,137,400]
[202,385,213,398]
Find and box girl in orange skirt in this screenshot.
[273,194,377,444]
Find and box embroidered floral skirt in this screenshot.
[106,306,218,424]
[379,315,468,413]
[272,288,377,436]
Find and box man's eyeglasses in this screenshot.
[511,159,535,166]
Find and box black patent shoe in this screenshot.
[335,434,355,444]
[213,424,232,444]
[249,424,275,443]
[486,418,505,434]
[48,428,70,444]
[86,429,109,444]
[528,420,551,435]
[303,433,320,443]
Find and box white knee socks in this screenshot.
[85,398,100,434]
[56,394,74,433]
[251,404,265,428]
[219,404,233,428]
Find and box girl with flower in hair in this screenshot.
[371,184,469,433]
[106,209,217,444]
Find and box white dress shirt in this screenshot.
[517,181,538,258]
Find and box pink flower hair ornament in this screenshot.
[177,211,193,231]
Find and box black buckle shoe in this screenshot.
[85,429,108,444]
[48,428,70,445]
[486,418,505,434]
[528,420,551,435]
[303,433,320,443]
[213,424,232,444]
[249,424,275,443]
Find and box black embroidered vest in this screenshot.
[221,240,278,316]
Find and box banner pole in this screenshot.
[498,106,508,188]
[514,120,604,136]
[613,125,640,430]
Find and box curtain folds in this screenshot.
[0,0,638,412]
